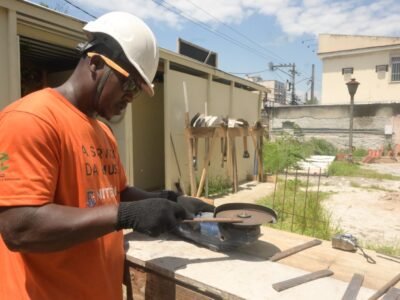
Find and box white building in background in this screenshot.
[318,34,400,105]
[260,80,286,104]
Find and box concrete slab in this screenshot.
[125,232,376,300]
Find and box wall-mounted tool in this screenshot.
[237,118,250,158]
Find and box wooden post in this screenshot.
[196,129,216,197]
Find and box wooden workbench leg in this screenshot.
[185,130,197,196]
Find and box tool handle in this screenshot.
[182,218,243,223]
[368,273,400,300]
[270,239,322,262]
[272,269,334,292]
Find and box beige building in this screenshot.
[260,80,286,104]
[0,0,267,193]
[318,33,400,104]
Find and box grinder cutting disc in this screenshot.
[214,203,277,226]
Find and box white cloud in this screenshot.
[76,0,400,38]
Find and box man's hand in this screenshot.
[159,190,182,202]
[176,196,215,219]
[116,198,186,237]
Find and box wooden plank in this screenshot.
[341,273,364,300]
[245,227,400,291]
[185,130,197,196]
[272,269,334,292]
[369,273,400,300]
[383,287,400,300]
[269,239,322,262]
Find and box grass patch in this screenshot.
[263,134,337,174]
[257,179,339,240]
[349,181,396,192]
[328,161,400,180]
[206,175,232,197]
[363,241,400,257]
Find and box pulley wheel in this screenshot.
[214,203,277,227]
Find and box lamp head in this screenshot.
[346,78,360,97]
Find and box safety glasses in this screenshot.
[87,52,142,97]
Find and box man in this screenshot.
[0,11,213,299]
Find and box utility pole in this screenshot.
[269,62,299,105]
[310,64,315,102]
[291,64,296,105]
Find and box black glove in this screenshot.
[116,198,187,237]
[159,190,182,202]
[176,196,215,219]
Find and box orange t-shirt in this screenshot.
[0,88,127,300]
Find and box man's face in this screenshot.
[93,54,143,120]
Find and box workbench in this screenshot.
[123,226,399,299]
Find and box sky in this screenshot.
[29,0,400,103]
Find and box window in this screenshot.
[375,64,388,72]
[342,67,353,75]
[391,57,400,81]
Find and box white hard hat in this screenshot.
[83,11,159,96]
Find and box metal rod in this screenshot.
[182,218,243,224]
[272,172,278,210]
[302,168,310,234]
[290,169,298,232]
[280,168,288,229]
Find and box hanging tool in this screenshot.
[272,269,334,292]
[190,113,202,171]
[269,239,322,262]
[341,273,364,300]
[237,118,250,158]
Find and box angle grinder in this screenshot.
[174,203,278,252]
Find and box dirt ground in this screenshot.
[214,162,400,247]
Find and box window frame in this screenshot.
[390,56,400,82]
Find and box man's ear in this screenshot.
[88,54,105,74]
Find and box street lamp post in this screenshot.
[346,79,360,162]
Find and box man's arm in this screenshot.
[0,204,118,252]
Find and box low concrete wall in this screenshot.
[263,103,400,150]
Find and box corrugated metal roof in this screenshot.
[20,36,79,71]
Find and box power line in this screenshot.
[61,0,97,19]
[151,0,285,63]
[185,0,286,63]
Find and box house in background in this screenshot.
[318,34,400,104]
[260,80,286,105]
[0,0,268,193]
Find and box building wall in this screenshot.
[131,83,165,190]
[1,0,266,194]
[267,104,400,150]
[319,34,400,53]
[321,50,400,104]
[165,69,261,193]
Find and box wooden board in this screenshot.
[123,231,376,300]
[341,273,364,300]
[238,226,400,291]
